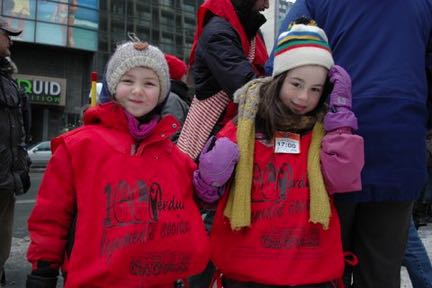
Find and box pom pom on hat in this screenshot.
[272,19,334,77]
[165,54,187,81]
[106,41,170,104]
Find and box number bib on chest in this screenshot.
[274,132,300,154]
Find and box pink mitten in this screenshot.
[320,128,364,194]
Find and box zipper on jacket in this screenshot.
[130,142,137,155]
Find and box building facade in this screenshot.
[1,0,203,143]
[261,0,295,53]
[1,0,99,142]
[95,0,203,75]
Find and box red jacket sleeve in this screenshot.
[27,141,76,268]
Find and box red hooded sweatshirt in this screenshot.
[27,103,210,287]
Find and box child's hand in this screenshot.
[321,131,364,194]
[324,65,358,131]
[328,65,352,112]
[198,137,240,187]
[193,137,239,203]
[26,261,59,288]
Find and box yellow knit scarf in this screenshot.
[224,78,331,230]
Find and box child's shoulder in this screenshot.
[51,125,109,152]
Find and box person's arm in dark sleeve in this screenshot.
[19,88,32,144]
[264,0,312,75]
[202,27,257,97]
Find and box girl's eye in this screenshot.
[311,87,322,93]
[291,82,301,88]
[145,82,156,86]
[121,79,133,83]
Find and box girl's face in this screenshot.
[279,65,328,115]
[115,66,160,118]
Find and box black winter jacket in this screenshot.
[0,58,30,195]
[192,16,257,100]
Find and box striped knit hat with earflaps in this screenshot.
[273,18,334,77]
[224,19,334,230]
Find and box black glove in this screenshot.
[26,274,58,288]
[26,261,58,288]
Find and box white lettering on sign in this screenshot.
[16,74,67,106]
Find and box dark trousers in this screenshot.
[335,200,413,288]
[189,261,215,288]
[0,191,15,281]
[222,277,335,288]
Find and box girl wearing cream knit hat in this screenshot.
[193,18,364,287]
[26,40,210,287]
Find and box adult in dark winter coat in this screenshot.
[0,18,30,285]
[265,1,432,287]
[177,0,269,160]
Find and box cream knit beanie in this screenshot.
[106,41,170,103]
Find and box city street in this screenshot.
[2,170,432,287]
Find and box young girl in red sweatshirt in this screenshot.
[26,41,209,288]
[194,18,364,287]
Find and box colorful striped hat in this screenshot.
[272,22,334,77]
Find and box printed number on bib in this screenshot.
[274,132,300,154]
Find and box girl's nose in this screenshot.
[297,89,309,102]
[132,85,144,95]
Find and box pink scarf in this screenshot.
[124,110,159,141]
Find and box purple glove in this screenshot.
[324,65,358,131]
[328,65,352,111]
[193,170,223,203]
[193,137,239,203]
[199,137,240,187]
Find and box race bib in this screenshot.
[274,132,300,154]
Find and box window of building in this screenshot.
[37,0,69,24]
[71,5,99,30]
[71,0,99,9]
[182,0,196,13]
[36,22,67,46]
[9,19,35,42]
[1,0,99,51]
[69,27,97,50]
[2,0,37,19]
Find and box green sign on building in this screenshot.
[16,74,67,106]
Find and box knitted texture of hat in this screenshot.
[164,54,187,81]
[225,78,331,230]
[272,23,334,77]
[106,42,170,103]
